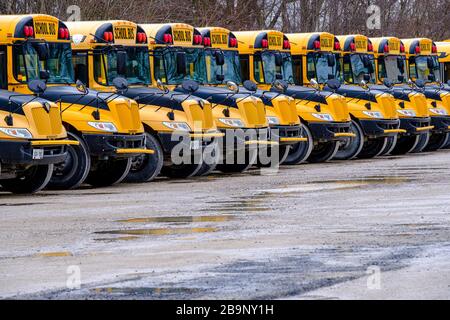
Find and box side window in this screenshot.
[253,53,264,83]
[0,46,6,89]
[239,54,250,81]
[343,55,353,84]
[93,51,107,85]
[378,57,387,80]
[72,52,88,85]
[292,55,303,85]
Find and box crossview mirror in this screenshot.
[215,51,225,66]
[28,79,47,95]
[272,79,288,93]
[32,42,50,61]
[156,79,169,93]
[176,52,187,75]
[75,80,88,94]
[182,79,199,93]
[326,79,341,91]
[383,78,394,88]
[415,79,425,88]
[226,81,239,94]
[112,77,129,92]
[310,78,320,90]
[116,51,127,76]
[360,80,369,90]
[243,80,257,92]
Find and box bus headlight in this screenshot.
[0,127,33,139]
[266,116,280,125]
[162,121,191,131]
[429,108,448,115]
[397,109,417,117]
[363,111,384,118]
[87,122,118,132]
[312,113,334,121]
[219,118,245,128]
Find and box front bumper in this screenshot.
[307,121,354,142]
[82,133,148,158]
[158,131,224,155]
[399,117,433,135]
[217,127,275,152]
[358,119,403,137]
[270,125,307,145]
[430,116,450,134]
[0,139,75,166]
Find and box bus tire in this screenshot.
[283,123,314,165]
[0,164,53,194]
[195,141,220,176]
[423,132,450,152]
[390,135,420,155]
[217,149,258,173]
[357,137,388,159]
[47,132,91,190]
[86,158,132,188]
[334,120,364,160]
[124,133,163,183]
[379,135,398,156]
[410,133,430,153]
[307,141,340,163]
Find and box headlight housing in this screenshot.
[0,127,33,139]
[87,122,118,133]
[162,121,191,131]
[312,113,334,121]
[429,108,448,116]
[266,116,280,125]
[363,111,384,119]
[218,118,245,128]
[397,109,417,117]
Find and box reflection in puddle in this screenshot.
[92,287,199,296]
[203,207,270,213]
[94,236,140,242]
[0,203,44,207]
[95,227,218,236]
[117,215,235,224]
[35,251,73,257]
[316,176,411,185]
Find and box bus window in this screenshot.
[253,53,265,83]
[72,52,88,84]
[306,54,316,80]
[0,46,6,89]
[409,57,417,80]
[444,63,450,82]
[93,51,107,85]
[292,55,303,85]
[153,49,167,83]
[378,57,387,80]
[239,54,250,81]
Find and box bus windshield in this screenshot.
[154,47,207,85]
[409,55,441,83]
[306,52,342,84]
[13,42,74,84]
[204,49,241,84]
[254,51,294,84]
[342,53,376,84]
[378,55,407,84]
[94,46,151,86]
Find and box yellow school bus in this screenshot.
[1,14,150,190]
[437,41,450,83]
[67,20,223,179]
[403,38,450,150]
[370,37,432,154]
[142,23,274,173]
[198,27,306,166]
[235,30,354,163]
[335,34,404,158]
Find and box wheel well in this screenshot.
[143,123,163,147]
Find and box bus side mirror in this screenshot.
[327,55,336,67]
[428,74,436,82]
[363,74,371,82]
[176,52,187,75]
[116,51,127,76]
[427,57,434,69]
[368,62,375,74]
[75,80,88,94]
[216,74,225,82]
[398,75,405,83]
[39,70,50,80]
[397,57,405,73]
[275,52,283,67]
[326,79,341,91]
[112,77,129,92]
[215,51,225,66]
[28,79,47,95]
[182,79,199,93]
[243,80,257,92]
[383,78,394,88]
[33,43,50,61]
[272,80,288,93]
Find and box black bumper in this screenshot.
[399,117,432,135]
[158,132,219,155]
[430,116,450,133]
[270,125,303,145]
[307,121,352,142]
[0,140,68,166]
[358,119,401,137]
[216,127,271,152]
[82,133,146,157]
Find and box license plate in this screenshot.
[32,149,44,160]
[190,140,201,150]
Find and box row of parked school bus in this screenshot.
[0,14,450,194]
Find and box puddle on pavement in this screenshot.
[314,176,412,185]
[91,287,199,296]
[95,227,218,237]
[0,202,45,207]
[94,236,141,242]
[117,215,235,224]
[35,251,73,257]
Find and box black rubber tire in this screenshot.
[0,164,53,194]
[217,149,258,173]
[85,158,132,188]
[195,141,220,176]
[307,141,340,163]
[124,133,163,183]
[423,132,450,152]
[283,123,314,165]
[47,132,91,190]
[161,163,203,178]
[390,135,420,155]
[410,133,430,153]
[358,137,388,159]
[379,135,398,156]
[257,144,291,167]
[334,120,365,160]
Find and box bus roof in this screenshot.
[140,23,203,49]
[0,14,69,44]
[402,38,437,56]
[337,34,373,54]
[66,20,147,50]
[286,32,339,54]
[370,37,406,56]
[233,30,290,54]
[436,41,450,62]
[198,27,238,50]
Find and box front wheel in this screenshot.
[0,164,53,194]
[410,133,430,153]
[85,158,132,188]
[358,137,388,159]
[124,133,163,183]
[283,123,314,165]
[307,141,340,163]
[334,120,365,160]
[217,149,258,173]
[423,132,450,152]
[390,135,420,155]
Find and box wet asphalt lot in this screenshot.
[0,150,450,300]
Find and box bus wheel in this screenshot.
[195,141,220,176]
[307,141,340,163]
[283,124,314,165]
[162,163,203,178]
[125,133,163,183]
[410,133,430,153]
[334,120,364,160]
[358,137,388,159]
[86,158,132,188]
[0,164,53,194]
[217,149,258,173]
[47,132,91,190]
[390,135,420,155]
[379,135,398,156]
[423,132,450,152]
[257,145,291,167]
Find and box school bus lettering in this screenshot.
[34,21,57,37]
[320,37,333,50]
[173,30,192,43]
[211,33,228,45]
[268,35,282,47]
[114,27,135,40]
[389,40,399,51]
[355,39,367,50]
[420,42,431,53]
